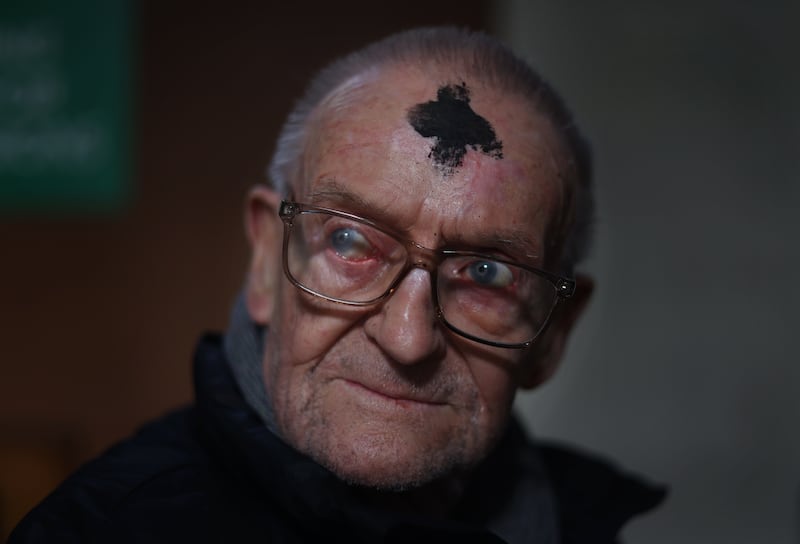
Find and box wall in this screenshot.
[497,2,800,543]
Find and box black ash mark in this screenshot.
[407,82,503,174]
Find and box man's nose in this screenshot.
[363,267,446,364]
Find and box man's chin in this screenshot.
[272,381,499,492]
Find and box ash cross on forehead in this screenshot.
[407,82,504,175]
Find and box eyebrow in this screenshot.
[305,179,543,264]
[446,229,543,265]
[307,180,401,226]
[307,181,383,214]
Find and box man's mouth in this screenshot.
[340,378,446,408]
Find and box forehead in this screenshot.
[298,66,568,260]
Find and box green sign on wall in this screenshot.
[0,0,133,214]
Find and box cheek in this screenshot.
[469,356,521,425]
[268,285,362,373]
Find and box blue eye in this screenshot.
[467,260,513,287]
[330,227,371,259]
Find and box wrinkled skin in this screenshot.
[245,65,589,496]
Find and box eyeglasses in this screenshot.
[278,200,575,349]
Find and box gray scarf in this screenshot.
[222,292,278,433]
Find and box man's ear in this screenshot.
[518,274,594,389]
[244,185,283,326]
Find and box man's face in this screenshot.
[250,66,571,489]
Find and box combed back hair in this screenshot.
[267,26,594,271]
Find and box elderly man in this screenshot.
[12,27,664,543]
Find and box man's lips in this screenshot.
[340,378,447,407]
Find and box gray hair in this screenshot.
[267,27,594,271]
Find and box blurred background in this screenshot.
[0,1,797,542]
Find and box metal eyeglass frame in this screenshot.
[278,200,576,349]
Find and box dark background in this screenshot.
[503,3,799,543]
[0,1,489,536]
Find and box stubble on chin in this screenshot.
[274,370,503,491]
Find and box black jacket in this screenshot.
[10,334,665,543]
